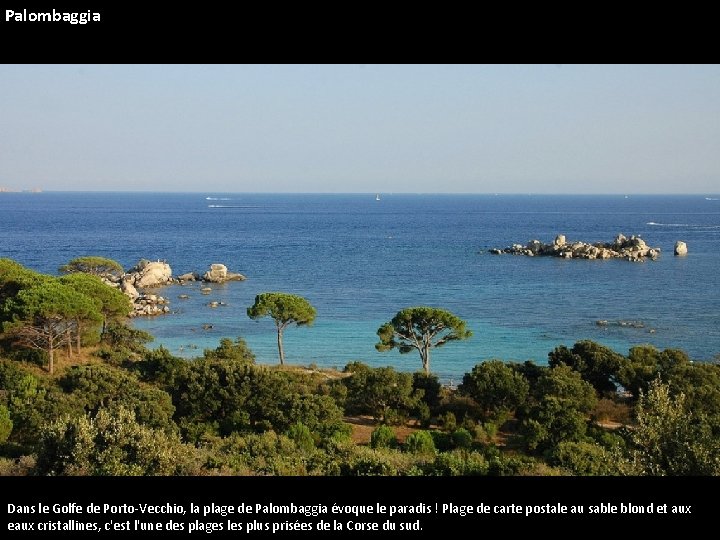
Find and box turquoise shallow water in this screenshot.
[1,192,719,381]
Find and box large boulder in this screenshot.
[120,278,140,300]
[202,263,246,283]
[129,260,173,288]
[674,241,688,256]
[203,264,227,282]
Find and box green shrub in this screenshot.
[404,431,436,455]
[0,405,12,443]
[451,428,473,449]
[286,422,315,452]
[426,450,489,476]
[551,441,628,476]
[440,411,457,432]
[35,408,198,476]
[429,430,452,451]
[370,425,397,449]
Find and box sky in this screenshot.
[0,64,718,194]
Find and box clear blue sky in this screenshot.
[1,64,718,193]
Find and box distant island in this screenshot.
[488,233,689,261]
[0,187,43,193]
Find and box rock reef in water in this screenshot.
[108,260,246,317]
[489,234,661,262]
[177,264,246,283]
[202,263,246,283]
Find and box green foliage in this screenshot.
[58,365,176,432]
[451,428,474,449]
[203,337,256,364]
[342,362,421,423]
[412,372,442,409]
[247,292,316,365]
[631,379,720,475]
[404,430,436,455]
[370,425,397,449]
[133,346,186,387]
[0,360,78,446]
[103,322,153,352]
[173,360,343,440]
[522,397,589,452]
[35,407,197,476]
[548,340,626,396]
[59,273,131,334]
[439,411,457,432]
[618,345,663,398]
[551,441,628,476]
[342,446,423,476]
[286,422,315,452]
[424,449,489,476]
[459,360,530,419]
[474,421,498,445]
[59,256,124,279]
[376,306,471,374]
[415,402,431,428]
[0,405,12,443]
[2,279,102,373]
[203,431,335,476]
[533,365,597,413]
[284,393,346,438]
[522,365,597,453]
[437,395,483,423]
[0,260,44,307]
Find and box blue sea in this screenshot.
[1,192,719,382]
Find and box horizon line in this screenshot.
[1,190,719,197]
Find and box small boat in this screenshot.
[375,194,381,201]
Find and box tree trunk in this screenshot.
[48,341,54,375]
[277,327,285,365]
[422,347,430,375]
[66,329,73,358]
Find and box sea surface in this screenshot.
[1,192,719,382]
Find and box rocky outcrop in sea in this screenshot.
[126,259,173,288]
[105,259,247,317]
[177,264,246,283]
[489,234,661,262]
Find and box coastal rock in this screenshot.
[491,234,661,262]
[120,278,140,300]
[127,259,173,288]
[674,241,688,256]
[128,293,171,318]
[202,263,246,283]
[203,264,227,282]
[177,272,199,282]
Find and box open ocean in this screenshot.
[1,192,718,382]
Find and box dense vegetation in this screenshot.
[1,258,719,476]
